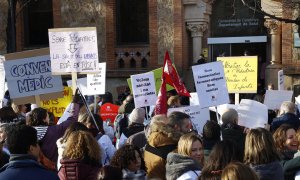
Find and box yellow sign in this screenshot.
[41,87,73,117]
[217,56,257,93]
[127,67,174,94]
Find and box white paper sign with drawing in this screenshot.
[192,61,229,108]
[168,105,210,134]
[48,27,99,74]
[131,72,157,108]
[4,55,63,99]
[87,63,106,95]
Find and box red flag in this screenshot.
[163,51,190,97]
[154,78,168,115]
[154,51,190,115]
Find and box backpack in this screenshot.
[114,114,129,139]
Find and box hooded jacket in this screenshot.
[0,154,59,180]
[58,159,101,180]
[166,153,201,180]
[144,121,183,180]
[251,161,284,180]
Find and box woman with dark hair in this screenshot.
[58,130,102,180]
[110,144,146,179]
[200,140,242,180]
[98,165,123,180]
[26,90,80,164]
[244,128,283,180]
[273,124,298,160]
[56,122,89,170]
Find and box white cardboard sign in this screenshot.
[131,72,157,108]
[237,99,268,129]
[4,55,63,99]
[87,63,106,95]
[168,106,210,134]
[264,90,293,110]
[192,61,229,108]
[189,92,200,106]
[67,78,88,96]
[48,27,99,74]
[0,56,5,101]
[278,70,284,90]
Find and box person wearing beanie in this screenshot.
[117,108,145,149]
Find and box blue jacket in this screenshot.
[251,161,284,180]
[0,154,59,180]
[271,113,300,132]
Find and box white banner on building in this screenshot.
[264,90,293,110]
[131,72,157,108]
[237,99,268,129]
[48,27,99,74]
[192,61,229,108]
[87,63,106,95]
[4,55,63,99]
[168,105,210,134]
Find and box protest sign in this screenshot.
[189,92,200,106]
[87,63,106,95]
[131,72,157,108]
[218,56,257,93]
[0,56,5,101]
[48,27,99,74]
[67,78,88,96]
[278,70,284,90]
[41,87,72,117]
[295,96,300,113]
[168,106,210,134]
[237,99,268,129]
[127,67,174,93]
[4,48,63,105]
[192,61,229,108]
[264,90,293,110]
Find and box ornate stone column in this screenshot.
[264,19,282,89]
[187,22,208,64]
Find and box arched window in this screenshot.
[116,0,149,45]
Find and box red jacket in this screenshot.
[58,159,101,180]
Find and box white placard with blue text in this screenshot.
[168,105,210,134]
[192,61,229,108]
[87,63,106,95]
[131,72,157,108]
[4,55,63,99]
[278,70,284,90]
[48,27,99,74]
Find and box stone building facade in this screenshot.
[1,0,299,97]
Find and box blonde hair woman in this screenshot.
[58,130,102,180]
[166,133,203,180]
[221,162,259,180]
[244,128,283,180]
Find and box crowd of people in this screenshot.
[0,87,300,180]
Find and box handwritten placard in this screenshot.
[127,67,174,94]
[48,27,99,74]
[87,63,106,95]
[278,70,284,90]
[168,106,210,134]
[131,72,157,108]
[41,87,72,117]
[4,54,63,99]
[264,90,293,110]
[218,56,257,93]
[192,61,229,108]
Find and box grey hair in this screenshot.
[279,101,296,116]
[221,108,238,125]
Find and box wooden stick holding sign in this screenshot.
[35,95,41,107]
[235,93,239,105]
